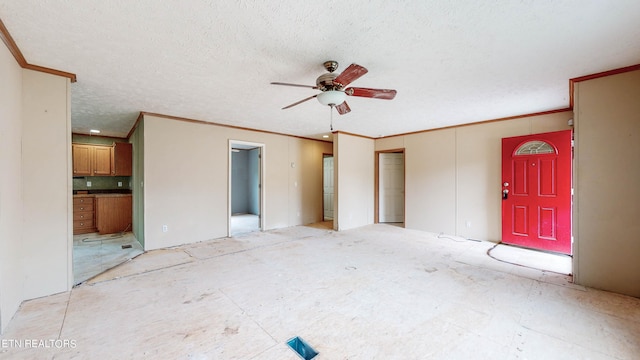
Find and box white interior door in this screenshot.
[323,156,334,221]
[379,153,404,223]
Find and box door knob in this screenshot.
[502,189,509,200]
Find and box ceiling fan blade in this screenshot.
[333,63,368,87]
[271,82,318,89]
[335,101,351,115]
[282,94,318,109]
[345,87,397,100]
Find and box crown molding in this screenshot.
[569,63,640,108]
[0,18,77,82]
[136,111,333,144]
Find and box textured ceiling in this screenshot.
[1,1,639,139]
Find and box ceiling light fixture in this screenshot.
[316,90,346,107]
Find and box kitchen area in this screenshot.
[72,134,142,284]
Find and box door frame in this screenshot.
[228,140,265,237]
[374,148,406,224]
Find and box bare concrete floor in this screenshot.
[2,224,639,359]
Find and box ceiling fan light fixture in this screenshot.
[317,90,346,106]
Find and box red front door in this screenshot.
[501,130,572,254]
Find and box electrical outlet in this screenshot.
[162,225,168,233]
[86,181,92,187]
[117,181,123,187]
[465,221,471,228]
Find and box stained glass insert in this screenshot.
[515,140,555,155]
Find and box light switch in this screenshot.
[118,181,123,187]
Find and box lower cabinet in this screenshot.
[73,194,132,235]
[95,195,133,235]
[73,196,97,234]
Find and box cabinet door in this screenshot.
[96,196,132,234]
[112,142,132,176]
[93,146,112,175]
[72,144,92,176]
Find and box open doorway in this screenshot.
[322,154,334,224]
[375,150,405,226]
[229,141,264,236]
[71,136,141,285]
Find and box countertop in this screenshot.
[74,189,131,195]
[94,193,132,198]
[74,192,132,198]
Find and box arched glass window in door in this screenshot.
[515,140,556,155]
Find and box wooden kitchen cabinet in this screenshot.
[72,142,132,177]
[73,195,97,234]
[95,195,132,235]
[73,194,132,235]
[111,142,132,176]
[93,145,112,175]
[72,143,111,176]
[72,144,93,176]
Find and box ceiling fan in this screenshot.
[271,60,397,115]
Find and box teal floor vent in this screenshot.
[286,336,318,360]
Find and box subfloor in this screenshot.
[2,224,639,359]
[73,232,144,285]
[230,213,260,236]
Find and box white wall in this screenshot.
[573,69,640,297]
[376,111,572,241]
[21,70,72,300]
[142,115,332,250]
[0,45,71,333]
[0,38,24,333]
[334,133,375,230]
[405,129,457,234]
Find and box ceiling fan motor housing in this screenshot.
[316,73,339,91]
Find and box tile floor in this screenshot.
[2,224,639,359]
[73,232,144,285]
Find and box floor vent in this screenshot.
[121,244,132,249]
[286,336,318,359]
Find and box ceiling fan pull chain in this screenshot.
[330,105,334,131]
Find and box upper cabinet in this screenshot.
[93,145,112,175]
[72,142,132,177]
[112,142,132,176]
[72,144,93,176]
